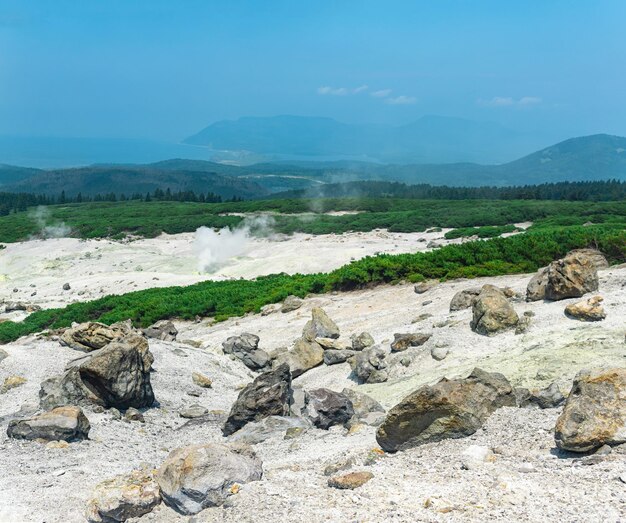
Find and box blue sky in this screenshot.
[1,0,625,141]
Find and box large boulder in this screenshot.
[281,295,303,313]
[564,295,606,322]
[302,388,355,430]
[7,406,90,442]
[222,333,270,371]
[142,320,177,342]
[449,288,481,311]
[156,443,262,514]
[376,368,516,452]
[390,332,431,352]
[567,248,609,270]
[470,285,519,336]
[545,252,599,301]
[85,468,161,523]
[223,364,291,436]
[39,338,155,410]
[526,267,548,302]
[273,338,324,378]
[555,368,626,452]
[60,321,147,353]
[350,346,389,384]
[303,307,340,340]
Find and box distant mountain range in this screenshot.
[184,114,548,164]
[1,134,625,197]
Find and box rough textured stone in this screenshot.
[555,368,626,452]
[7,406,90,442]
[323,349,356,366]
[60,321,148,355]
[223,364,291,436]
[532,382,565,409]
[470,285,519,336]
[567,248,609,270]
[191,372,212,388]
[565,295,606,322]
[376,367,516,452]
[124,407,145,422]
[156,443,262,514]
[350,331,375,351]
[281,295,303,313]
[222,333,270,371]
[302,307,340,340]
[180,404,209,419]
[328,471,373,490]
[85,468,160,523]
[228,415,310,445]
[414,280,438,294]
[342,388,385,426]
[302,388,354,430]
[142,320,178,341]
[526,267,549,302]
[1,375,27,394]
[316,338,349,351]
[350,346,388,384]
[431,345,449,361]
[545,252,599,301]
[273,338,324,378]
[390,332,432,352]
[449,288,481,311]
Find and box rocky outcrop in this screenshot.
[351,332,375,351]
[350,346,388,384]
[281,295,303,313]
[273,338,324,378]
[223,364,291,436]
[60,321,147,353]
[303,307,340,340]
[470,285,519,336]
[564,295,606,321]
[376,368,516,452]
[390,332,431,352]
[555,368,626,452]
[39,337,155,410]
[85,468,160,523]
[7,406,90,442]
[302,388,355,430]
[222,333,270,371]
[156,443,262,514]
[142,320,177,341]
[449,288,481,311]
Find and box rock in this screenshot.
[567,248,609,270]
[545,252,599,301]
[513,387,532,407]
[156,443,262,514]
[0,348,8,364]
[323,456,357,476]
[376,367,516,452]
[180,404,209,419]
[316,337,348,351]
[526,267,549,302]
[223,364,291,436]
[273,338,324,378]
[124,407,145,422]
[323,349,356,366]
[565,295,606,321]
[342,388,385,426]
[350,332,375,351]
[302,307,340,340]
[350,346,388,384]
[85,468,161,523]
[63,282,71,291]
[192,372,212,388]
[460,445,495,470]
[142,320,178,341]
[284,426,305,440]
[470,285,519,336]
[109,408,122,420]
[60,321,147,354]
[515,314,532,334]
[555,368,626,452]
[414,280,438,294]
[449,288,481,311]
[260,304,279,316]
[39,338,155,410]
[431,346,449,361]
[7,406,90,442]
[412,313,433,324]
[532,382,565,409]
[4,301,41,313]
[390,332,431,352]
[302,388,355,430]
[1,375,27,393]
[228,415,310,445]
[46,440,70,449]
[281,295,303,313]
[328,471,373,490]
[222,333,270,371]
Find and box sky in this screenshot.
[1,0,625,142]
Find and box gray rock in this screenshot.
[180,404,209,419]
[124,407,145,422]
[222,333,270,371]
[223,364,291,436]
[545,252,599,301]
[302,388,354,430]
[376,367,516,452]
[63,282,71,291]
[7,406,90,442]
[532,382,565,409]
[302,307,340,340]
[156,443,262,514]
[323,349,356,366]
[341,388,385,425]
[351,332,375,350]
[316,337,349,350]
[413,280,438,294]
[567,248,609,270]
[142,320,178,341]
[470,285,519,336]
[350,346,388,384]
[449,288,481,311]
[60,321,148,354]
[228,415,310,445]
[5,301,41,313]
[281,295,303,313]
[431,346,449,361]
[526,267,549,302]
[273,338,324,378]
[0,348,8,364]
[390,332,431,352]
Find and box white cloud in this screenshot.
[478,96,542,107]
[385,95,417,105]
[371,89,392,98]
[317,85,368,96]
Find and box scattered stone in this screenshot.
[85,468,161,523]
[124,407,145,422]
[228,416,309,445]
[180,404,209,419]
[431,345,449,361]
[555,368,626,452]
[414,280,438,294]
[316,337,349,351]
[7,406,90,442]
[412,313,432,324]
[223,364,291,436]
[515,314,532,335]
[284,426,306,440]
[565,295,606,321]
[156,443,262,514]
[342,388,386,426]
[323,456,357,476]
[302,307,340,340]
[545,252,600,300]
[302,388,355,430]
[351,332,375,351]
[260,304,279,316]
[390,332,431,352]
[0,348,8,364]
[376,368,516,452]
[222,333,270,371]
[142,320,178,341]
[63,282,71,291]
[192,372,212,388]
[281,295,303,313]
[449,288,481,311]
[470,285,519,336]
[531,382,565,409]
[273,338,324,378]
[109,408,122,420]
[460,445,495,470]
[323,349,356,365]
[350,346,388,384]
[46,440,70,449]
[4,301,41,313]
[328,471,373,490]
[1,375,27,394]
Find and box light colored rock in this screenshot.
[431,345,449,361]
[124,407,145,423]
[7,406,90,442]
[565,295,606,322]
[1,375,27,394]
[192,372,212,388]
[470,285,519,336]
[179,404,208,419]
[273,338,324,378]
[302,307,340,340]
[281,295,303,313]
[545,252,599,301]
[228,415,310,445]
[460,445,495,469]
[414,280,438,294]
[328,471,373,490]
[526,267,548,302]
[351,331,375,351]
[316,337,349,351]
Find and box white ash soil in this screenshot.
[0,236,625,521]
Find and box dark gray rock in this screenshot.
[302,307,340,340]
[222,333,270,371]
[350,332,375,351]
[449,288,481,311]
[143,320,178,342]
[350,346,388,384]
[323,349,356,366]
[302,388,354,430]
